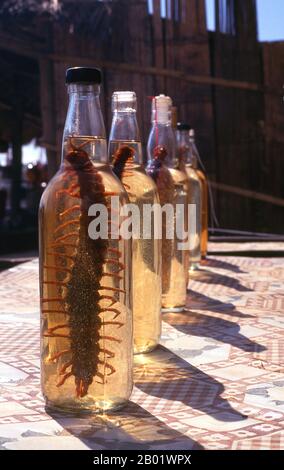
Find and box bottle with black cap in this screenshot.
[39,67,133,413]
[177,122,202,270]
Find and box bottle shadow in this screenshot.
[186,289,253,319]
[163,309,266,353]
[201,257,246,274]
[46,400,203,450]
[188,268,252,293]
[135,345,247,424]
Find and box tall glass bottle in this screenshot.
[108,91,161,354]
[177,123,202,270]
[39,67,133,413]
[189,129,208,259]
[146,95,188,312]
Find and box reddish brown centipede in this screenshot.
[146,145,175,294]
[42,136,125,398]
[112,145,135,193]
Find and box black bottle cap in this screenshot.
[66,67,102,84]
[177,122,191,131]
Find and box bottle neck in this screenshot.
[62,84,107,164]
[176,129,197,168]
[147,121,177,168]
[108,110,142,165]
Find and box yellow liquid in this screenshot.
[196,169,208,258]
[163,168,188,311]
[110,141,161,354]
[185,165,202,269]
[39,137,133,413]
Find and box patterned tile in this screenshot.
[0,254,283,449]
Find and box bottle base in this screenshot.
[134,340,159,355]
[189,262,200,271]
[44,397,129,415]
[161,305,185,313]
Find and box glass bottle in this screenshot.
[177,123,202,270]
[189,129,208,259]
[146,95,188,312]
[108,91,161,354]
[39,67,133,413]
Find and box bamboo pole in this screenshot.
[209,181,284,208]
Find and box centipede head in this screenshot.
[66,147,89,169]
[112,145,135,179]
[113,145,135,164]
[154,145,168,161]
[65,137,94,171]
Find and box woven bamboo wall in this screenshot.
[1,0,283,234]
[45,0,215,174]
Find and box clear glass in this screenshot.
[177,129,202,269]
[196,169,208,258]
[109,91,161,354]
[184,166,202,269]
[147,115,187,312]
[39,83,133,413]
[188,130,208,259]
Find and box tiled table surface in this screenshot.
[0,246,284,450]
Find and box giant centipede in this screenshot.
[112,145,135,196]
[42,136,124,398]
[146,145,175,294]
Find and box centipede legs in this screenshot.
[42,137,126,397]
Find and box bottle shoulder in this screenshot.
[169,167,189,186]
[121,166,160,201]
[185,166,201,183]
[39,164,128,209]
[196,169,206,180]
